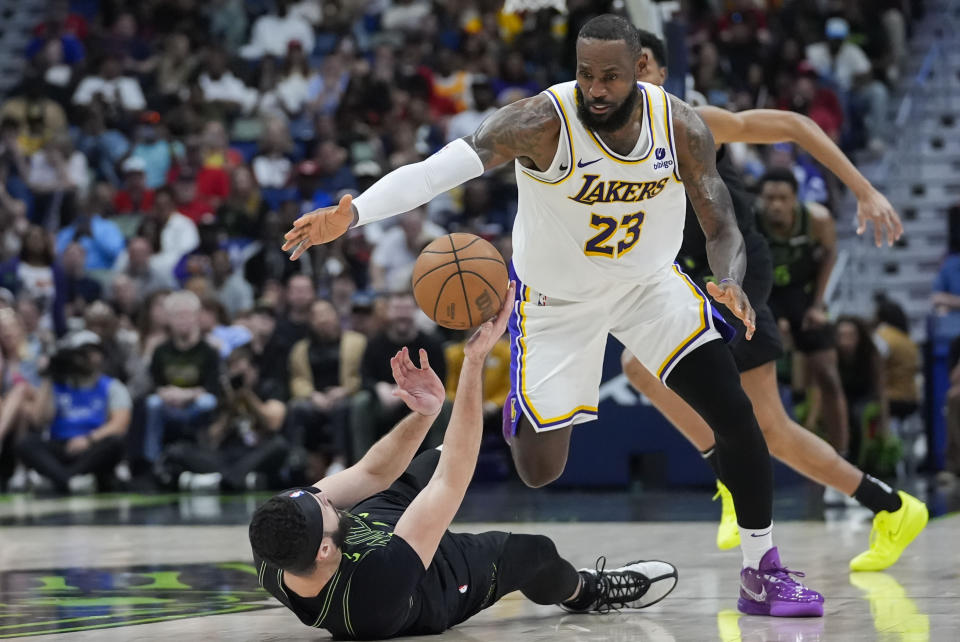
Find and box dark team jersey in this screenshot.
[256,489,502,640]
[759,202,823,298]
[678,145,773,304]
[678,146,768,282]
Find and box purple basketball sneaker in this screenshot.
[738,548,824,617]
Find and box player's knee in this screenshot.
[515,457,566,488]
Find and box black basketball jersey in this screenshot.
[678,145,768,281]
[256,493,503,640]
[759,203,822,295]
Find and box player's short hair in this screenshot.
[760,167,799,193]
[636,29,668,68]
[249,497,317,573]
[577,14,642,60]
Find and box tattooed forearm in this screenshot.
[467,94,560,170]
[671,95,746,284]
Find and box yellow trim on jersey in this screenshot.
[661,86,683,183]
[518,89,576,186]
[517,286,598,426]
[584,85,656,165]
[655,266,707,379]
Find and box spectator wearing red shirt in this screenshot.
[113,157,155,215]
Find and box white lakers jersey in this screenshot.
[512,80,687,301]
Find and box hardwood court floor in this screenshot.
[1,508,956,641]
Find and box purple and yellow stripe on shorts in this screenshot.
[502,262,599,440]
[655,263,735,382]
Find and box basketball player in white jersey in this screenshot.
[283,15,823,617]
[619,30,927,573]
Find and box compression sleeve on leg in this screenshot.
[353,138,485,226]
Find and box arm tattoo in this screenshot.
[467,94,560,170]
[672,95,746,284]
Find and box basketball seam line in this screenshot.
[432,272,465,323]
[413,260,459,288]
[457,269,504,313]
[419,237,482,255]
[413,257,504,289]
[449,234,474,328]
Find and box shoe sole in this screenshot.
[738,597,824,617]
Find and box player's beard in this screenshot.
[575,84,640,133]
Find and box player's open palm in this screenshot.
[390,347,445,416]
[465,281,515,361]
[282,194,355,260]
[856,188,902,247]
[706,280,756,340]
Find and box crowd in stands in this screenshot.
[0,0,924,493]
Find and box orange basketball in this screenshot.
[412,233,509,330]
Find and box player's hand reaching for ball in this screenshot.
[706,279,756,340]
[390,347,445,417]
[281,194,357,260]
[465,281,515,361]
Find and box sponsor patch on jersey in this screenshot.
[288,490,305,498]
[655,147,666,160]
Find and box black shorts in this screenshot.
[686,236,784,373]
[768,288,836,354]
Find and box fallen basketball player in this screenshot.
[250,283,678,639]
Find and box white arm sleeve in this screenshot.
[353,138,485,226]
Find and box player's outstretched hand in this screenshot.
[390,347,445,417]
[856,187,902,247]
[706,280,756,340]
[281,194,356,260]
[465,281,515,361]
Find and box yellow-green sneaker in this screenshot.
[714,480,740,550]
[849,491,928,571]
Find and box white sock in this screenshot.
[739,523,773,569]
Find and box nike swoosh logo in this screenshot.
[559,164,568,171]
[750,531,772,537]
[742,584,767,602]
[577,158,602,168]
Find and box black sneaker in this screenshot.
[563,557,678,613]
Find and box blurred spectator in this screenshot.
[18,330,129,493]
[130,114,183,190]
[72,54,147,114]
[0,308,45,460]
[113,156,154,216]
[313,141,356,201]
[154,35,198,106]
[259,274,316,396]
[369,207,445,292]
[351,292,446,461]
[83,301,135,382]
[244,209,304,290]
[381,0,432,33]
[206,0,248,54]
[329,272,357,326]
[124,289,170,399]
[262,43,317,122]
[0,174,29,263]
[211,249,254,319]
[874,298,920,420]
[287,300,366,475]
[142,291,221,463]
[1,78,68,148]
[73,102,130,187]
[446,79,497,142]
[27,133,88,229]
[932,216,960,312]
[805,17,889,150]
[199,48,258,117]
[95,12,155,77]
[218,166,268,239]
[201,297,252,359]
[445,331,510,436]
[159,345,289,491]
[60,242,101,319]
[836,316,896,477]
[200,120,243,171]
[32,0,88,41]
[26,5,86,66]
[252,119,293,189]
[0,226,67,336]
[134,186,200,277]
[240,0,315,60]
[55,202,126,271]
[121,236,177,297]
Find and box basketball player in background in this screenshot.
[250,286,679,640]
[620,31,926,573]
[284,15,824,616]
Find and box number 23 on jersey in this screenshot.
[584,210,645,258]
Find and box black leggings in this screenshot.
[666,338,773,529]
[494,534,580,605]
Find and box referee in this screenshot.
[250,283,678,639]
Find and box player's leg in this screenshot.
[502,275,607,488]
[803,347,850,455]
[491,533,677,612]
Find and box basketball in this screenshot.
[412,233,510,330]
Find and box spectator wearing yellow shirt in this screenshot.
[445,333,510,436]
